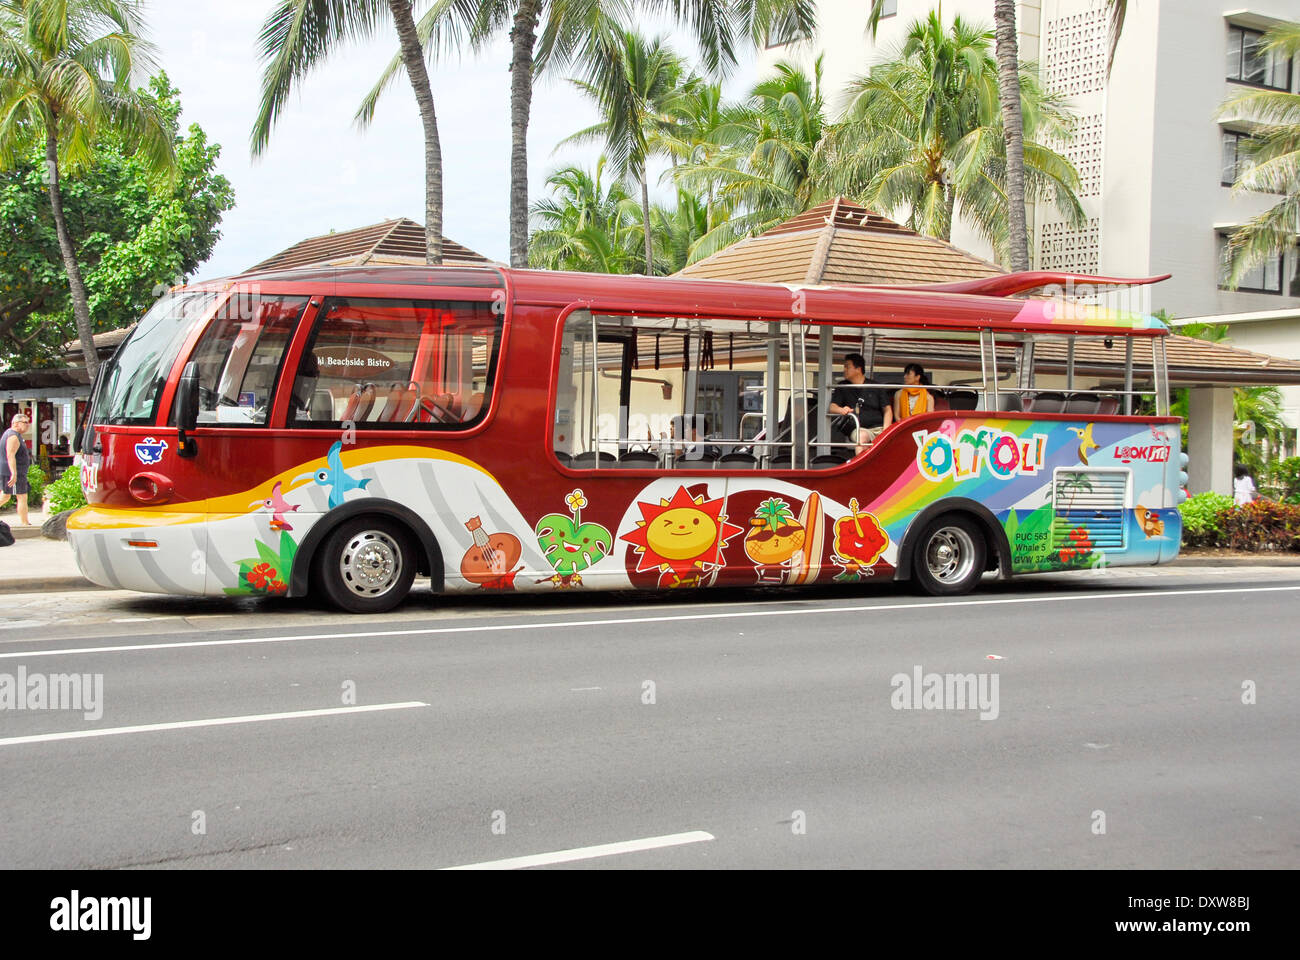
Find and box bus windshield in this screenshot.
[94,290,218,426]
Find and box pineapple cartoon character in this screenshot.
[744,497,806,584]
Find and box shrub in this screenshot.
[1269,456,1300,501]
[1219,499,1300,552]
[45,465,88,514]
[25,464,46,508]
[1179,492,1234,547]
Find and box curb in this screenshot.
[0,577,102,594]
[1170,556,1300,567]
[9,527,45,541]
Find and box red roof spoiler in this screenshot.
[866,271,1172,298]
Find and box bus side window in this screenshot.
[287,298,501,428]
[187,295,308,426]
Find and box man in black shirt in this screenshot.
[829,353,893,455]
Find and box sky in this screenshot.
[146,1,760,280]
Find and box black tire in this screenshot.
[910,514,987,597]
[315,516,417,614]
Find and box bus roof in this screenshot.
[204,265,1170,338]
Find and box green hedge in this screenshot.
[45,465,88,514]
[1180,492,1300,552]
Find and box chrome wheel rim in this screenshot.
[926,526,975,584]
[339,530,402,598]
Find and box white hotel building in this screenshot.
[760,0,1300,487]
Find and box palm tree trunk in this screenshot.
[45,122,99,376]
[509,0,541,268]
[641,178,653,275]
[995,0,1031,272]
[387,0,443,265]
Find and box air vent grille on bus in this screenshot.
[1052,471,1128,550]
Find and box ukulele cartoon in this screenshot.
[460,516,523,589]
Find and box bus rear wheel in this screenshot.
[316,517,416,614]
[911,514,986,597]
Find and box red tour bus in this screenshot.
[69,266,1187,613]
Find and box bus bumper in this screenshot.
[67,508,209,596]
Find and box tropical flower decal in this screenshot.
[227,531,297,597]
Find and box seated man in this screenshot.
[829,352,892,455]
[892,363,935,422]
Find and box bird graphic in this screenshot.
[249,480,300,531]
[293,441,372,509]
[1067,423,1100,465]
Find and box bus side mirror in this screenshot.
[176,361,200,459]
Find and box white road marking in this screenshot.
[0,701,428,748]
[0,620,44,631]
[3,584,1298,661]
[570,686,603,691]
[112,617,170,623]
[442,831,714,870]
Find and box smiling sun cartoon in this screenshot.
[622,485,742,588]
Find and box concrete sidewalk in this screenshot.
[0,534,96,592]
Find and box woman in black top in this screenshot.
[1,411,33,525]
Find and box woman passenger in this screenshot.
[892,363,934,422]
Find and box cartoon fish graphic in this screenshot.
[293,441,372,509]
[1067,423,1099,465]
[1134,505,1165,539]
[250,480,301,531]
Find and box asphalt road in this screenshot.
[1,565,1296,869]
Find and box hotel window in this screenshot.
[1217,234,1284,294]
[1220,130,1257,186]
[1226,26,1292,90]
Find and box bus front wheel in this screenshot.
[911,514,986,597]
[316,516,417,614]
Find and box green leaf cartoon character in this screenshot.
[535,489,613,587]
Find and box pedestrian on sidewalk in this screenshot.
[1,411,32,527]
[1233,463,1257,506]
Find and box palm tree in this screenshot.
[565,30,686,274]
[252,1,446,264]
[529,159,643,272]
[1215,23,1299,291]
[651,189,711,272]
[0,0,174,376]
[824,12,1084,254]
[992,0,1029,271]
[673,58,829,255]
[360,0,817,269]
[868,2,1030,270]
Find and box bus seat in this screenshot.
[389,385,417,422]
[812,453,848,469]
[1029,391,1066,414]
[353,383,377,422]
[947,391,978,410]
[996,393,1023,412]
[617,451,659,468]
[570,451,617,467]
[339,384,363,422]
[717,452,757,469]
[461,392,485,421]
[932,392,951,411]
[1063,394,1099,414]
[554,451,574,466]
[1097,395,1120,415]
[379,383,406,421]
